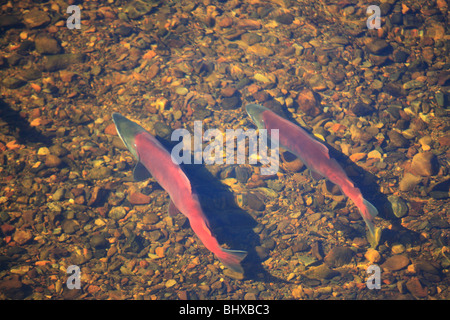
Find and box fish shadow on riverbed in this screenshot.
[0,98,51,146]
[181,163,289,283]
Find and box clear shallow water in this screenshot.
[0,0,449,300]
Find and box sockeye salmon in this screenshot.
[245,104,378,235]
[112,113,247,273]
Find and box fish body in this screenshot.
[245,104,378,235]
[112,113,247,273]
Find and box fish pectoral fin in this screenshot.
[363,199,379,218]
[168,200,181,217]
[309,169,324,181]
[202,220,213,237]
[133,162,151,181]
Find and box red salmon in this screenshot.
[246,104,378,235]
[113,113,247,273]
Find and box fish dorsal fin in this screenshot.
[201,218,213,237]
[179,169,192,193]
[168,199,181,217]
[310,169,324,181]
[133,161,151,181]
[316,139,331,159]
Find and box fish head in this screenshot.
[112,113,146,160]
[245,103,268,130]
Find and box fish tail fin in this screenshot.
[361,199,379,236]
[363,199,379,218]
[217,248,248,274]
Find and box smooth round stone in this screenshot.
[175,87,188,96]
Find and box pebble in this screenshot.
[324,247,354,267]
[10,265,30,276]
[247,43,275,56]
[244,292,257,300]
[217,15,233,28]
[235,166,251,183]
[365,38,390,55]
[391,244,405,254]
[49,145,69,157]
[365,249,381,263]
[406,277,427,298]
[52,188,65,201]
[90,234,108,249]
[37,147,50,156]
[297,89,319,116]
[418,136,432,151]
[2,77,26,89]
[403,80,425,90]
[307,74,327,92]
[307,212,322,224]
[350,102,374,117]
[61,219,80,234]
[236,19,261,30]
[254,73,271,84]
[148,230,163,242]
[387,195,408,218]
[35,35,61,55]
[266,180,284,192]
[241,33,262,46]
[220,86,237,98]
[393,49,409,63]
[45,154,62,168]
[43,53,85,72]
[59,70,75,83]
[13,229,33,245]
[128,191,151,205]
[280,151,304,172]
[0,277,26,299]
[165,279,177,288]
[388,131,409,148]
[246,192,265,211]
[223,268,244,280]
[175,87,188,96]
[399,172,422,192]
[349,153,367,162]
[304,264,339,280]
[367,150,382,160]
[292,240,310,253]
[410,152,439,177]
[426,21,445,41]
[124,1,154,19]
[255,246,269,260]
[104,123,117,135]
[88,167,112,180]
[352,237,368,248]
[381,254,410,271]
[108,207,127,220]
[221,96,241,110]
[143,213,159,225]
[23,9,51,28]
[274,12,294,25]
[154,122,172,139]
[155,246,165,258]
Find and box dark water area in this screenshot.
[0,0,449,301]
